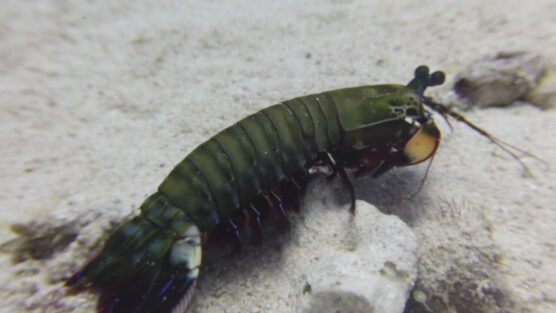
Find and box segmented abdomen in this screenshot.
[158,92,343,232]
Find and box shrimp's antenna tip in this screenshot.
[423,99,546,176]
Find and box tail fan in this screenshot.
[96,230,201,313]
[67,192,202,313]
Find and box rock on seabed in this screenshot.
[290,200,418,313]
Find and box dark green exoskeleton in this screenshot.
[68,66,511,313]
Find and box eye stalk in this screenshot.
[403,66,444,165]
[407,65,446,99]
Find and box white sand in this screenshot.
[1,0,555,312]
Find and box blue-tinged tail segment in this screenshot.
[66,192,202,313]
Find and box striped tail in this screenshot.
[66,192,202,313]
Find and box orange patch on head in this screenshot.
[403,128,439,164]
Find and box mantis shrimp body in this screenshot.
[67,66,515,313]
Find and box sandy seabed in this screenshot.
[1,1,555,313]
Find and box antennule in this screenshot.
[424,100,546,176]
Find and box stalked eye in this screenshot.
[403,123,440,165]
